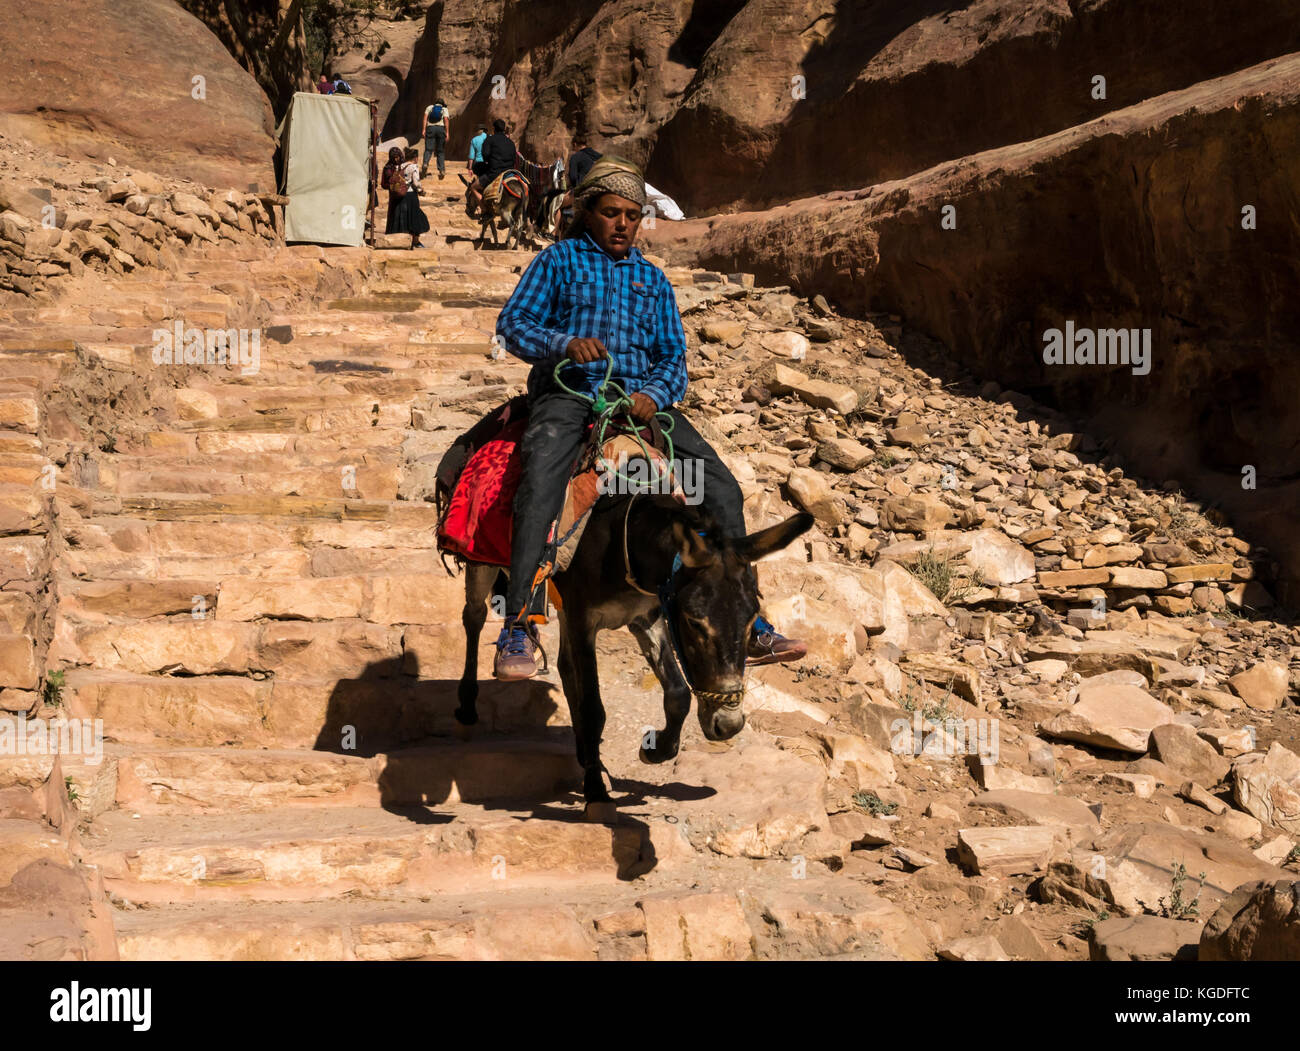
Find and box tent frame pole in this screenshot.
[367,99,378,248]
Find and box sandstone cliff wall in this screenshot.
[643,53,1300,597]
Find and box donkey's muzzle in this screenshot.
[697,689,745,741]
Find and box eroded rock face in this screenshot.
[644,54,1300,598]
[379,0,1300,213]
[0,0,276,191]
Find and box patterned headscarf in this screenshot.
[573,154,647,209]
[565,155,647,240]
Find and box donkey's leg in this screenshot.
[628,616,690,764]
[557,611,610,804]
[455,563,495,726]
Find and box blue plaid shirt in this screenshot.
[495,233,689,410]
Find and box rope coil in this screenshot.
[551,357,676,489]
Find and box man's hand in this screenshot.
[629,391,658,422]
[565,337,607,364]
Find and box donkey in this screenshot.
[455,491,813,808]
[476,171,530,250]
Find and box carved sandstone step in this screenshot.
[111,895,620,961]
[63,668,566,748]
[113,739,581,813]
[83,804,659,902]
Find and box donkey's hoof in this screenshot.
[584,801,618,824]
[638,743,678,765]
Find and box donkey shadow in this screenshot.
[310,653,704,880]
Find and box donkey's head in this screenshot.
[665,511,814,741]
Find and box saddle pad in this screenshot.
[437,426,682,572]
[552,434,682,572]
[483,171,526,209]
[436,417,527,567]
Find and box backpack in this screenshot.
[430,103,443,122]
[385,165,407,196]
[334,79,352,95]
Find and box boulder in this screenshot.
[956,826,1065,877]
[880,495,954,533]
[1149,723,1231,786]
[1231,743,1300,834]
[638,892,754,961]
[0,0,276,191]
[1039,684,1176,753]
[1227,661,1291,711]
[1199,879,1300,961]
[970,790,1099,840]
[763,363,857,414]
[1039,822,1285,917]
[784,468,841,527]
[1090,916,1200,961]
[758,890,931,960]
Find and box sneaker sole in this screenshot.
[746,645,807,667]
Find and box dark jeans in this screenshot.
[423,126,446,175]
[505,391,745,616]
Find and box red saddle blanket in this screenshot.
[437,417,527,567]
[436,418,680,570]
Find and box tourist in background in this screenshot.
[383,146,429,249]
[422,98,450,179]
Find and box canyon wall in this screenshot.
[360,0,1300,214]
[643,53,1300,597]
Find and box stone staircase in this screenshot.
[0,189,921,961]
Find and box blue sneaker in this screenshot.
[494,616,539,681]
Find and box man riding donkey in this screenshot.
[491,155,806,679]
[463,118,518,219]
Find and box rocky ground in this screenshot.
[0,148,1297,960]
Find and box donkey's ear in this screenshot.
[671,518,716,568]
[736,513,814,563]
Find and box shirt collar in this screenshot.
[579,230,643,264]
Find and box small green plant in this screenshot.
[911,547,958,601]
[910,549,984,603]
[872,449,897,470]
[899,676,920,712]
[65,777,79,806]
[921,680,957,731]
[1157,860,1207,919]
[1078,907,1112,935]
[1285,844,1300,866]
[852,792,898,817]
[1165,492,1201,541]
[43,669,65,708]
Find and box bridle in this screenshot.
[621,495,744,710]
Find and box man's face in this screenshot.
[587,194,642,259]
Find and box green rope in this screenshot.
[552,357,676,489]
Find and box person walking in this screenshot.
[383,146,429,249]
[421,98,449,179]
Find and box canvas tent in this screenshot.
[279,91,375,246]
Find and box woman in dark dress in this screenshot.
[383,146,430,249]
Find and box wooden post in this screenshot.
[367,99,378,248]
